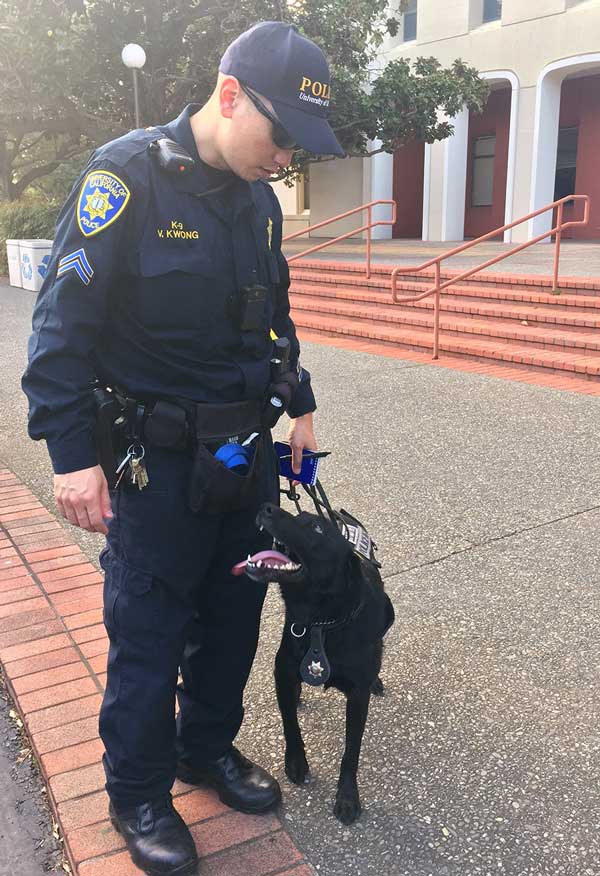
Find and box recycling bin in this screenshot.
[19,239,53,292]
[6,240,22,288]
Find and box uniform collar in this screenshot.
[162,104,256,215]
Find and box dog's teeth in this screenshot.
[256,560,263,568]
[259,525,264,532]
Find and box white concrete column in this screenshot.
[441,107,469,241]
[479,71,520,243]
[427,140,446,241]
[503,77,520,242]
[366,140,394,239]
[529,53,600,239]
[529,72,562,238]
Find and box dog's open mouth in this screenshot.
[231,549,304,583]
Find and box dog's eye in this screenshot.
[312,522,323,535]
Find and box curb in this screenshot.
[0,467,314,876]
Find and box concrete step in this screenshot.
[289,270,600,309]
[290,295,600,352]
[291,310,600,378]
[287,258,600,297]
[289,281,600,328]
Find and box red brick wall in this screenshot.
[392,140,425,238]
[464,88,511,240]
[556,74,600,241]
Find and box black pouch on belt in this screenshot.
[188,400,265,515]
[144,400,189,450]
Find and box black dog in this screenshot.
[234,502,394,824]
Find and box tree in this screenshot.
[0,0,489,201]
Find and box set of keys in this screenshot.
[115,444,149,490]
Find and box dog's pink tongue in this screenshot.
[231,549,292,577]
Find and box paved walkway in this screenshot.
[2,280,600,876]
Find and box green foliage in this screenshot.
[0,199,59,272]
[30,155,88,203]
[0,0,487,196]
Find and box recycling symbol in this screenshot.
[38,255,51,279]
[21,254,33,281]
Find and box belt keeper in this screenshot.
[144,399,189,449]
[123,398,144,443]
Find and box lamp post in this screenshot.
[121,43,146,128]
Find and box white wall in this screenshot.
[380,0,600,241]
[271,179,297,216]
[308,157,365,238]
[283,0,600,241]
[502,0,566,24]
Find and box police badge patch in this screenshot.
[77,169,130,237]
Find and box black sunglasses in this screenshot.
[239,82,297,151]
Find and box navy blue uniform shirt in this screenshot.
[22,105,315,474]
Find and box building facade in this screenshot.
[278,0,600,243]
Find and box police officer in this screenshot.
[22,21,344,876]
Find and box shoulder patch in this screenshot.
[77,169,130,237]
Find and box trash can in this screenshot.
[6,240,22,288]
[19,239,53,293]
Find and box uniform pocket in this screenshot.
[188,434,266,515]
[108,451,205,595]
[101,550,162,640]
[138,246,215,280]
[135,246,223,355]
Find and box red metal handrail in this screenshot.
[391,194,591,359]
[283,200,396,280]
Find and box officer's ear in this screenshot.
[219,76,241,120]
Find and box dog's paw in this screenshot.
[334,788,362,825]
[371,676,385,696]
[285,750,310,785]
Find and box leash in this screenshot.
[279,478,381,568]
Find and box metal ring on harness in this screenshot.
[290,623,306,638]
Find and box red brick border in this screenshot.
[0,468,314,876]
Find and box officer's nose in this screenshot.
[273,149,295,169]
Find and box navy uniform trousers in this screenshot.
[99,442,278,810]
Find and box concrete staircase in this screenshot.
[288,260,600,383]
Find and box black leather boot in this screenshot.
[176,747,281,814]
[109,795,198,876]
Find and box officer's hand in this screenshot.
[54,465,113,535]
[286,412,317,477]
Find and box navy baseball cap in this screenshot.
[219,21,344,157]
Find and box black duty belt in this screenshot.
[117,393,264,454]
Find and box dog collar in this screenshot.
[291,599,365,687]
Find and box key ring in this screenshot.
[128,443,145,461]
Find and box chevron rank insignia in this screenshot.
[77,169,130,237]
[57,248,94,286]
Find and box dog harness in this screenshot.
[278,479,393,686]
